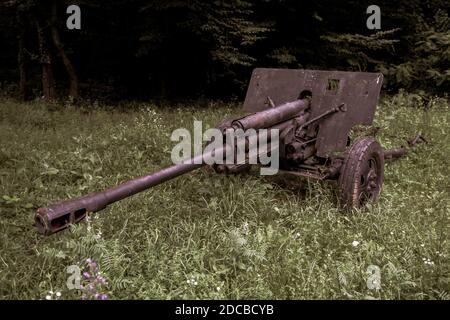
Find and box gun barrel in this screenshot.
[36,98,310,235]
[35,153,208,235]
[232,99,310,130]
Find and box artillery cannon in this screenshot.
[36,69,420,235]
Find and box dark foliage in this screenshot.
[0,0,449,100]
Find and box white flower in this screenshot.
[352,240,360,247]
[424,258,434,266]
[274,207,280,213]
[194,281,198,286]
[56,292,61,297]
[45,295,51,300]
[242,222,249,235]
[95,230,102,240]
[216,287,220,291]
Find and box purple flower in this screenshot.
[79,258,109,300]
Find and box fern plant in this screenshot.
[379,10,450,93]
[321,29,400,71]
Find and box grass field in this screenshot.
[0,93,449,300]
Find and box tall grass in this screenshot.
[0,94,448,300]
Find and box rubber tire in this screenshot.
[338,137,384,208]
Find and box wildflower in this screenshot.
[435,251,443,257]
[101,294,108,300]
[274,207,280,213]
[352,240,360,247]
[423,258,434,266]
[45,295,51,300]
[216,287,220,292]
[80,258,108,300]
[56,292,61,297]
[95,230,102,240]
[242,222,249,235]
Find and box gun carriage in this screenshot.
[36,69,421,235]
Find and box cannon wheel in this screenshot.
[338,137,384,208]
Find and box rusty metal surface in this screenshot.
[36,99,310,235]
[383,147,407,160]
[243,68,384,157]
[232,98,310,130]
[408,132,427,146]
[37,68,428,236]
[383,133,427,160]
[36,156,205,235]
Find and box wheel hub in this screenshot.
[360,158,379,203]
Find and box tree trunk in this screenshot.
[51,0,78,98]
[18,44,29,101]
[17,10,29,101]
[35,18,56,101]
